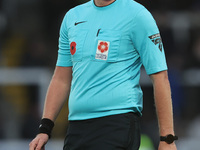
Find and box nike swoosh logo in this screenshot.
[74,21,87,26]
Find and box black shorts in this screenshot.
[63,112,141,150]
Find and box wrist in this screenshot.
[38,118,54,139]
[160,127,174,136]
[160,134,178,144]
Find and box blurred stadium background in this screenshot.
[0,0,200,149]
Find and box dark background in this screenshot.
[0,0,200,149]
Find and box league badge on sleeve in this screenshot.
[95,40,110,60]
[149,33,163,52]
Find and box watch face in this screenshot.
[166,134,174,144]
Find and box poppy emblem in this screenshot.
[98,41,109,53]
[70,42,76,55]
[95,40,110,60]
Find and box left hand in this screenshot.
[158,142,177,150]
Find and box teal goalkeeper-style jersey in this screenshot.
[56,0,168,120]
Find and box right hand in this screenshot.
[29,133,49,150]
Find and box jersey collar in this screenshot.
[92,0,118,10]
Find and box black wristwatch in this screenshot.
[160,134,178,144]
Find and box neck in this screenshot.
[94,0,116,7]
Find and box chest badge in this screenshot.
[70,42,76,55]
[95,40,110,60]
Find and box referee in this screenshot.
[29,0,178,150]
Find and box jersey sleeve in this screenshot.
[131,8,167,75]
[56,13,72,67]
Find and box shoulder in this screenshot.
[119,0,151,21]
[124,1,155,23]
[125,0,146,14]
[63,1,91,23]
[68,1,91,15]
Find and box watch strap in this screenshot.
[160,134,178,144]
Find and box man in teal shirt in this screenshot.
[29,0,177,150]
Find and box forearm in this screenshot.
[29,66,72,150]
[42,78,70,121]
[42,67,72,122]
[150,71,174,136]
